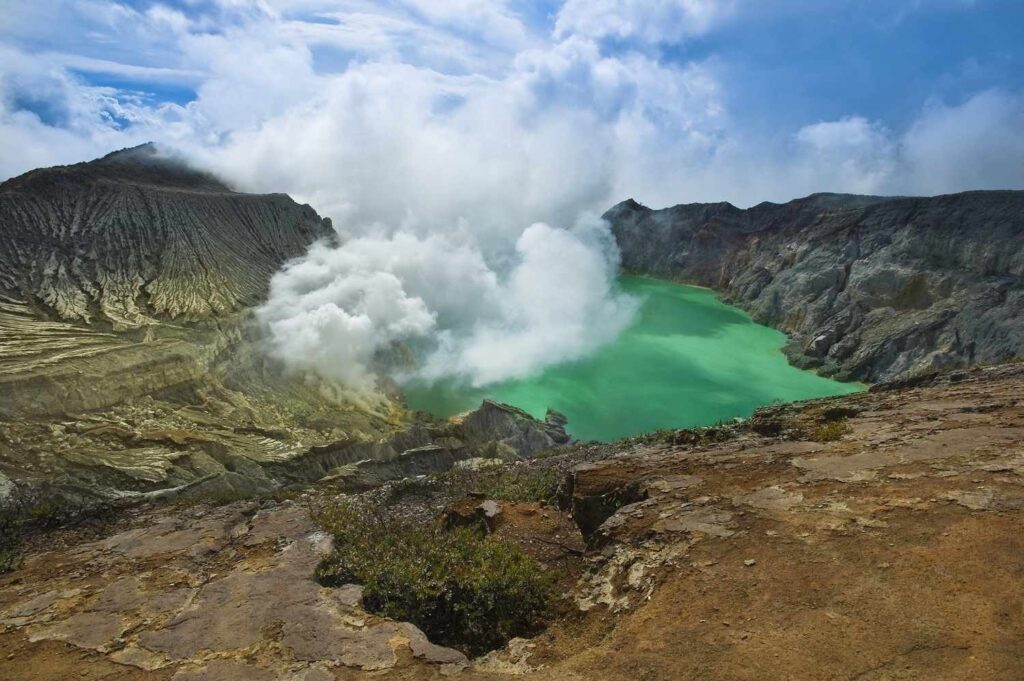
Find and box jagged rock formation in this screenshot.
[606,191,1024,381]
[456,401,571,458]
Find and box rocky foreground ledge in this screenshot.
[2,363,1023,680]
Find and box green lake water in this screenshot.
[402,276,863,442]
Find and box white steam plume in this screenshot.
[258,217,638,391]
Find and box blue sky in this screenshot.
[2,0,1023,217]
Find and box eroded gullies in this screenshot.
[402,277,862,442]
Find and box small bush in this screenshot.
[821,406,861,422]
[812,419,852,442]
[633,423,736,447]
[443,466,561,503]
[0,528,21,574]
[313,501,552,656]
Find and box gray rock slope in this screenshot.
[606,191,1024,382]
[0,143,332,325]
[0,144,336,419]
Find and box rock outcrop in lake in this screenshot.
[606,191,1024,382]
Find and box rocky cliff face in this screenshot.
[0,144,337,419]
[0,143,332,325]
[606,191,1024,382]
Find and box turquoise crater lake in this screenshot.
[402,276,862,442]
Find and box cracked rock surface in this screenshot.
[1,500,467,679]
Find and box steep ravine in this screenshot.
[605,191,1024,382]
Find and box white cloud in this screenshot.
[792,116,897,195]
[902,89,1024,195]
[258,218,637,390]
[555,0,735,42]
[180,25,320,130]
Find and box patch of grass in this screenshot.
[385,464,563,507]
[179,485,301,508]
[812,419,852,442]
[821,406,861,422]
[0,501,24,574]
[632,422,737,448]
[312,501,552,656]
[0,546,20,574]
[445,466,561,503]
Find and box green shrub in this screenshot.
[0,543,20,574]
[313,501,552,656]
[821,406,861,422]
[812,419,852,442]
[633,422,736,447]
[443,465,561,503]
[0,513,21,574]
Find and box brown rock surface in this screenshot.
[3,363,1024,679]
[0,499,467,679]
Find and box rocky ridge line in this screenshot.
[605,190,1024,382]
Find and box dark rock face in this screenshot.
[0,144,332,324]
[606,191,1024,381]
[459,400,571,457]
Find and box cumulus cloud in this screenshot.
[770,91,1024,198]
[902,89,1024,195]
[791,116,897,195]
[555,0,735,42]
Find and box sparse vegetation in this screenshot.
[812,419,852,442]
[631,422,738,447]
[443,465,561,503]
[0,526,21,574]
[821,406,861,422]
[384,463,563,506]
[0,487,121,574]
[179,485,301,508]
[313,500,552,656]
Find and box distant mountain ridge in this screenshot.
[605,190,1024,382]
[0,143,333,326]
